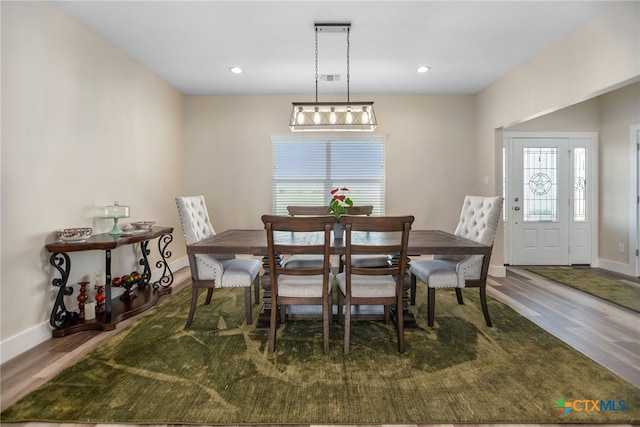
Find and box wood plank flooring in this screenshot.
[1,266,638,427]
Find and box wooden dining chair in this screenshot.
[336,215,414,354]
[285,205,390,272]
[286,205,374,216]
[175,196,261,327]
[261,214,336,354]
[409,195,503,327]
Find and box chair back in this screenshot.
[341,215,414,279]
[287,205,374,216]
[453,195,503,246]
[437,195,503,282]
[261,214,335,281]
[175,195,217,246]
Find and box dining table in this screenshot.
[187,229,493,328]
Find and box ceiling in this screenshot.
[53,1,614,96]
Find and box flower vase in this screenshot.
[333,222,344,240]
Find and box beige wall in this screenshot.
[477,1,640,268]
[183,94,478,233]
[1,2,185,357]
[599,83,640,265]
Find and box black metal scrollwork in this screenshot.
[138,240,152,288]
[49,252,78,328]
[152,233,174,290]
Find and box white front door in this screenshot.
[505,132,597,266]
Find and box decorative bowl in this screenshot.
[131,221,155,230]
[58,227,93,242]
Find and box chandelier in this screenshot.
[289,23,377,132]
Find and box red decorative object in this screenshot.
[95,285,106,313]
[119,273,140,301]
[77,282,89,319]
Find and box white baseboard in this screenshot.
[0,322,52,365]
[597,258,636,277]
[0,256,189,365]
[489,263,506,278]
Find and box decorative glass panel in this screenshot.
[573,148,587,222]
[523,147,558,222]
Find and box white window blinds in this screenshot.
[271,137,385,216]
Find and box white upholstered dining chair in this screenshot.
[175,195,261,327]
[409,195,503,327]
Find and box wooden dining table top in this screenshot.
[187,228,492,257]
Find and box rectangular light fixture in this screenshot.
[289,23,377,132]
[289,102,377,132]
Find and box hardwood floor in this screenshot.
[1,266,638,427]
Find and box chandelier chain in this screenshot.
[346,27,350,103]
[289,23,376,132]
[315,26,319,103]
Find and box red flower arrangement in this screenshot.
[327,187,354,222]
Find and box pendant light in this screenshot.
[289,23,377,132]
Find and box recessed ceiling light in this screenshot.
[417,66,431,73]
[229,67,243,74]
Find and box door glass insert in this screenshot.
[574,148,587,222]
[523,147,558,222]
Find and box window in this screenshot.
[573,147,587,222]
[271,136,385,215]
[522,147,558,222]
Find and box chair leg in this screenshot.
[336,290,343,324]
[329,291,334,324]
[396,296,405,353]
[205,288,214,305]
[479,286,493,327]
[244,287,252,325]
[323,293,331,355]
[269,297,278,353]
[383,305,390,324]
[254,275,260,305]
[344,297,351,355]
[410,273,417,305]
[280,303,286,323]
[186,287,200,327]
[455,288,464,305]
[427,287,435,327]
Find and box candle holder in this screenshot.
[95,285,106,314]
[77,282,89,320]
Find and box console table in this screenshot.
[46,226,174,337]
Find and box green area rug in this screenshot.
[527,267,640,313]
[2,284,639,424]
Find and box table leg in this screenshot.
[105,249,112,324]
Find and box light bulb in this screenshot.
[313,107,321,124]
[296,107,304,125]
[361,106,369,124]
[329,107,337,124]
[346,108,353,124]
